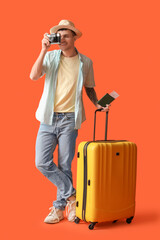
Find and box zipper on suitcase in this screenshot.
[82,141,92,221]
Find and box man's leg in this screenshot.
[35,123,58,178]
[35,114,78,223]
[53,113,78,221]
[36,119,77,211]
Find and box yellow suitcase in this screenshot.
[75,110,137,230]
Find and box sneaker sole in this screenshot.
[44,215,64,224]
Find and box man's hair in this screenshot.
[57,28,76,36]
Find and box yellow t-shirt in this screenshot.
[54,54,80,112]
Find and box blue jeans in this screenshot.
[35,112,78,210]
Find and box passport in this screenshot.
[97,91,119,107]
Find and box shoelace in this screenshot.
[66,200,76,218]
[48,206,59,220]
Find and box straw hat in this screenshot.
[50,20,82,39]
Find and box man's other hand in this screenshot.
[96,103,111,112]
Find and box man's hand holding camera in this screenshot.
[42,33,51,52]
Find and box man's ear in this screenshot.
[73,35,78,41]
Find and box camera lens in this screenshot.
[47,33,61,44]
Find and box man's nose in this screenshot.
[61,35,64,41]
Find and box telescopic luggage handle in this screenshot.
[93,108,109,141]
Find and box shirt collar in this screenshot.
[58,48,83,63]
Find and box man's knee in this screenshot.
[35,158,44,172]
[35,156,54,173]
[35,155,47,172]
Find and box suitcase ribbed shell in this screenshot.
[76,141,137,223]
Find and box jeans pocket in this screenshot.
[65,113,75,120]
[61,115,75,130]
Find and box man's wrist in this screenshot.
[41,48,48,55]
[95,103,101,108]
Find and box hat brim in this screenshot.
[50,25,82,39]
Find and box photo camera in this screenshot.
[47,33,61,44]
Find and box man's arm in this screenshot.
[85,87,99,107]
[30,33,51,80]
[85,87,110,112]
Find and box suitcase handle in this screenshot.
[93,108,109,141]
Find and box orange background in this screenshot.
[1,0,160,239]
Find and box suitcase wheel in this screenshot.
[88,222,97,230]
[126,216,134,224]
[74,217,80,224]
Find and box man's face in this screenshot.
[57,29,76,52]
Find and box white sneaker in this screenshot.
[44,206,64,224]
[66,199,76,222]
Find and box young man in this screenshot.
[30,20,109,224]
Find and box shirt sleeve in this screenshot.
[84,60,95,88]
[40,52,49,78]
